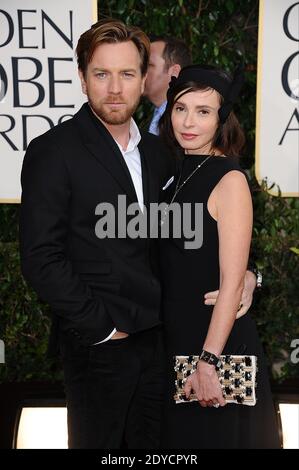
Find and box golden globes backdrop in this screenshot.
[256,0,299,197]
[1,1,298,201]
[0,0,97,202]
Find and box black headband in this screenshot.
[167,65,244,123]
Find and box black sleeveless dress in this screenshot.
[159,155,281,449]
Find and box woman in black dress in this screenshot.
[158,65,281,449]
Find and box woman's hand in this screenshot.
[184,361,226,407]
[235,270,256,319]
[204,270,256,319]
[111,331,129,339]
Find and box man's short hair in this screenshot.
[77,18,150,77]
[149,35,192,70]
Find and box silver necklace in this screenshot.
[160,154,212,226]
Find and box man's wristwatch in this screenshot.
[199,350,222,370]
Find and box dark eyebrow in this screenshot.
[120,69,138,73]
[91,68,137,73]
[175,101,215,110]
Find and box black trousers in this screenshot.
[60,326,166,449]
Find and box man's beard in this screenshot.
[89,95,140,125]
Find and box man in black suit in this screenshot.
[19,18,173,449]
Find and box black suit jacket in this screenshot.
[19,103,174,353]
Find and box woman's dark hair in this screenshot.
[159,70,245,158]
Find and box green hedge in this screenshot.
[0,0,298,382]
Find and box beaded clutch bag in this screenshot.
[174,355,257,406]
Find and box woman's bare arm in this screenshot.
[203,170,253,356]
[184,170,253,405]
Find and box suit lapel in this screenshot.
[74,104,138,204]
[138,137,159,208]
[139,143,149,207]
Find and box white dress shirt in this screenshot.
[114,118,144,210]
[95,118,143,344]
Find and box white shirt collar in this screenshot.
[115,118,141,154]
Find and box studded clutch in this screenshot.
[174,355,257,406]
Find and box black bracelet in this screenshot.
[199,350,222,369]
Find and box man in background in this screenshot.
[144,35,192,135]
